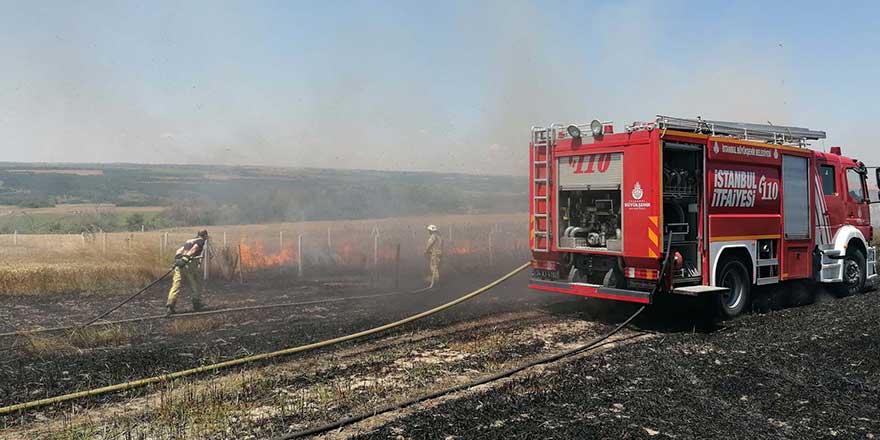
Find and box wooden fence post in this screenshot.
[488,230,495,268]
[203,243,209,281]
[394,243,401,289]
[372,230,380,285]
[373,232,379,268]
[237,241,245,284]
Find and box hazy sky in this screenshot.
[1,1,878,175]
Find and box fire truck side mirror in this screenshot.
[875,168,880,202]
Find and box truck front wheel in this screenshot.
[833,250,865,298]
[715,258,751,319]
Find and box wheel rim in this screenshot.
[844,260,861,287]
[721,266,744,309]
[605,270,620,288]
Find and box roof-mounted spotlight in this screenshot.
[590,120,603,137]
[566,124,582,139]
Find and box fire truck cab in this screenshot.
[528,116,878,318]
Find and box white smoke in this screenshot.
[0,1,874,175]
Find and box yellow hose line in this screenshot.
[0,262,529,416]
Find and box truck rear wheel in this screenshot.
[715,258,751,319]
[833,250,865,298]
[603,268,625,289]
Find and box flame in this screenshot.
[236,235,530,270]
[446,240,481,256]
[240,241,296,269]
[336,242,356,264]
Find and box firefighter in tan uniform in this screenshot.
[425,225,443,286]
[166,230,208,315]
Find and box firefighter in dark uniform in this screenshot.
[166,230,208,315]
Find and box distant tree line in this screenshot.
[0,165,526,233]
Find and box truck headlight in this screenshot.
[566,124,582,139]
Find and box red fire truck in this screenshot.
[528,115,878,318]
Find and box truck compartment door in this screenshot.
[781,154,812,280]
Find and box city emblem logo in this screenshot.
[773,149,779,159]
[713,142,720,154]
[625,181,651,210]
[632,182,644,200]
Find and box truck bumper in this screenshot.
[868,247,878,281]
[529,279,652,304]
[819,246,878,284]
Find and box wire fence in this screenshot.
[0,214,529,293]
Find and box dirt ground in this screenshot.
[2,265,878,439]
[346,289,880,440]
[0,259,566,432]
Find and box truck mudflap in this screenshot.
[528,279,652,304]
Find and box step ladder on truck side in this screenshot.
[532,127,551,252]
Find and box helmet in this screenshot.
[426,225,439,233]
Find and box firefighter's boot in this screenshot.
[165,304,176,317]
[192,299,205,312]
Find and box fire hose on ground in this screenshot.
[0,262,529,416]
[279,305,647,439]
[278,231,678,438]
[79,267,176,328]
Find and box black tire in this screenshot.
[832,250,865,297]
[715,258,751,319]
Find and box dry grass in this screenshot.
[24,325,143,354]
[447,331,510,355]
[0,213,528,295]
[162,317,228,336]
[0,242,167,295]
[14,312,576,440]
[24,334,77,354]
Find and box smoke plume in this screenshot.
[0,1,874,175]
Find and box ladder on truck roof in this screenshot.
[656,115,826,147]
[531,127,551,252]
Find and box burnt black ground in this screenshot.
[0,261,571,420]
[351,289,880,440]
